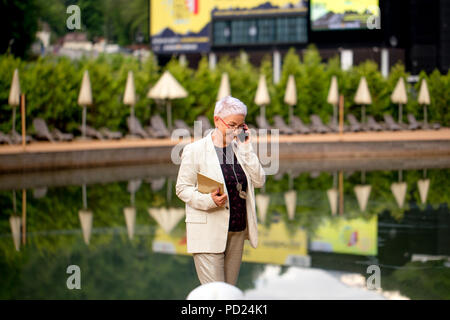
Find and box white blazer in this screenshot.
[175,130,266,253]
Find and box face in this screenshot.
[213,114,246,143]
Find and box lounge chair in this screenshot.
[310,114,332,133]
[273,115,294,135]
[407,113,441,130]
[99,127,122,139]
[290,116,311,134]
[9,130,33,144]
[0,131,13,144]
[150,115,170,138]
[327,118,349,133]
[126,116,151,139]
[78,125,105,140]
[256,115,272,130]
[346,114,364,132]
[404,113,421,130]
[174,119,193,134]
[196,116,214,135]
[33,118,73,142]
[383,114,403,131]
[174,119,194,138]
[52,128,74,141]
[33,118,55,142]
[366,116,385,131]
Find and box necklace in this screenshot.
[216,144,247,200]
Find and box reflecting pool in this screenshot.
[1,157,449,299]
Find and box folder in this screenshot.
[197,172,224,195]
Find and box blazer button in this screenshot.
[225,205,229,210]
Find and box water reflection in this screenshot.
[0,157,449,299]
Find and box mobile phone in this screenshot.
[237,128,248,142]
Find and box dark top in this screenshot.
[214,143,248,232]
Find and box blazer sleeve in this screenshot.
[234,140,266,188]
[175,143,218,211]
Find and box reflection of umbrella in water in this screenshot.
[148,207,185,234]
[254,74,270,121]
[147,70,188,131]
[327,172,339,216]
[284,75,297,125]
[8,69,20,135]
[9,189,26,251]
[255,193,270,223]
[283,172,296,220]
[217,73,230,101]
[10,215,21,252]
[354,76,372,124]
[123,179,142,240]
[353,171,371,212]
[417,169,430,205]
[78,184,93,245]
[390,170,407,209]
[391,77,408,124]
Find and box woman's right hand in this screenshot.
[211,188,227,207]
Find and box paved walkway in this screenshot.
[1,128,449,155]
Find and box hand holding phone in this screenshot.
[237,124,249,143]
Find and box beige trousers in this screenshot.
[192,225,247,286]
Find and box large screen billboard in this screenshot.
[150,0,308,53]
[311,0,380,31]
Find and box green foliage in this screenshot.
[0,46,449,136]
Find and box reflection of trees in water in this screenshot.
[382,260,450,300]
[0,232,263,299]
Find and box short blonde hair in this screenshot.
[214,96,247,118]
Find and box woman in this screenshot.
[176,95,266,286]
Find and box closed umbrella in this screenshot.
[354,77,372,124]
[327,76,339,124]
[148,207,185,234]
[124,70,137,120]
[217,73,230,101]
[391,77,408,124]
[147,70,188,131]
[77,70,93,139]
[254,74,270,121]
[284,75,297,125]
[8,69,21,134]
[255,194,270,223]
[418,78,431,127]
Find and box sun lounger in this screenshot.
[407,113,441,130]
[256,115,272,130]
[78,125,105,140]
[197,116,214,135]
[126,116,151,139]
[52,128,74,141]
[10,130,33,144]
[290,116,311,134]
[347,114,365,132]
[150,115,171,138]
[366,115,385,131]
[273,115,294,135]
[99,127,122,139]
[0,131,13,144]
[310,114,332,133]
[327,118,350,132]
[383,114,403,131]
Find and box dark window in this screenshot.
[213,16,307,45]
